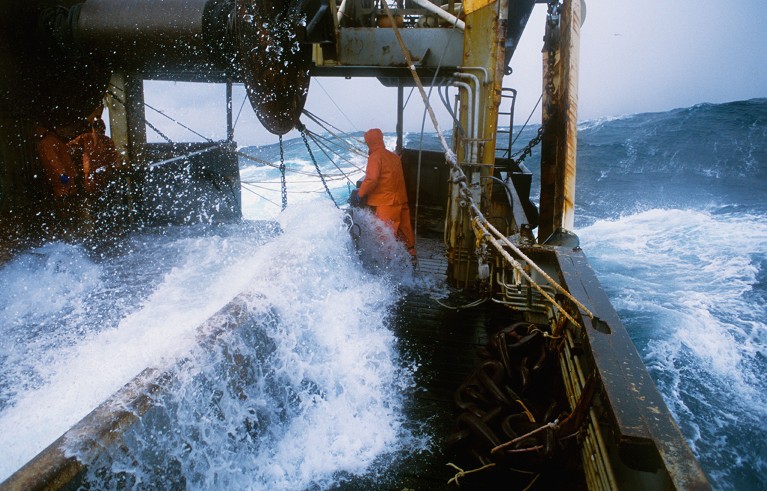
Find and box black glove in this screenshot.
[349,189,362,207]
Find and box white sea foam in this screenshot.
[579,208,767,461]
[0,229,279,480]
[0,202,419,487]
[239,153,365,220]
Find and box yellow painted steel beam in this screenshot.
[446,0,507,286]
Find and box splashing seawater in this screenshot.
[579,208,767,488]
[3,99,766,489]
[0,202,427,487]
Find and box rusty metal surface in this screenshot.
[553,246,711,490]
[539,0,580,241]
[445,0,506,286]
[0,296,256,491]
[561,0,580,231]
[337,28,463,67]
[235,0,311,135]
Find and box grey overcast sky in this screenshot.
[143,0,767,146]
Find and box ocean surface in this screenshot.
[0,98,765,489]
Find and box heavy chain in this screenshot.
[298,123,339,208]
[512,126,543,165]
[512,0,560,167]
[278,135,288,211]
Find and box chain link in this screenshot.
[298,123,339,208]
[512,126,544,165]
[279,135,288,211]
[511,0,560,167]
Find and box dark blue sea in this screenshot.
[0,99,764,489]
[574,99,767,489]
[501,99,767,489]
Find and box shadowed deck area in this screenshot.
[334,236,513,489]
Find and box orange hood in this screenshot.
[364,128,385,154]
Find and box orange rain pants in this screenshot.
[374,203,416,255]
[359,128,416,256]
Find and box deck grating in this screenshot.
[333,237,509,490]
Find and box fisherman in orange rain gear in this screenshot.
[66,118,118,195]
[357,128,417,259]
[35,126,79,198]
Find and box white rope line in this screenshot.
[381,2,586,330]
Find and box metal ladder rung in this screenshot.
[497,87,518,159]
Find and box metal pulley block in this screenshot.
[234,0,311,135]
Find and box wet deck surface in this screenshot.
[335,237,508,490]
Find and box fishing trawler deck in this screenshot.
[332,231,585,490]
[0,0,714,488]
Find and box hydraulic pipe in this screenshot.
[409,0,465,30]
[453,71,481,159]
[456,65,489,84]
[337,0,348,23]
[451,81,473,162]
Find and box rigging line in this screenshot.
[306,129,365,163]
[302,109,367,151]
[242,182,344,197]
[107,87,197,153]
[143,101,213,143]
[481,218,595,320]
[144,119,174,144]
[240,183,281,207]
[312,78,358,130]
[298,123,339,208]
[108,89,234,170]
[511,93,542,148]
[147,145,219,169]
[403,86,416,110]
[412,12,460,246]
[286,188,335,195]
[109,82,215,143]
[303,129,365,172]
[233,92,249,130]
[478,222,582,330]
[241,175,349,186]
[235,150,348,178]
[300,120,366,158]
[107,87,250,178]
[234,151,276,167]
[304,131,358,185]
[395,1,462,249]
[301,110,366,153]
[311,127,365,159]
[240,182,283,192]
[382,2,583,328]
[106,88,174,144]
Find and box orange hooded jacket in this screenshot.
[67,124,117,193]
[358,128,408,207]
[35,127,78,198]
